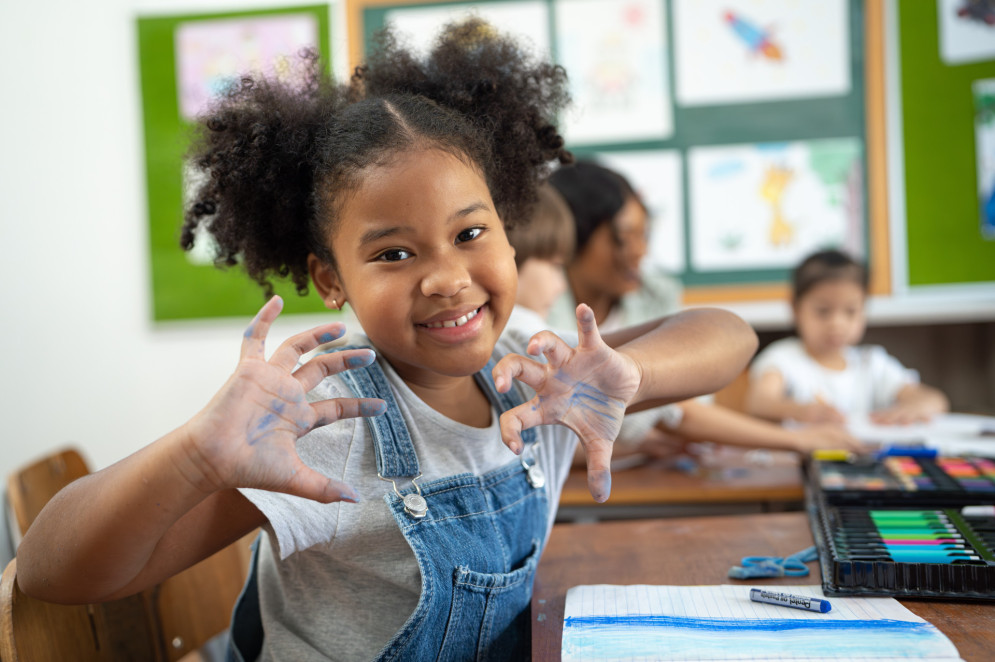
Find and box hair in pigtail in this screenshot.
[182,18,572,296]
[181,52,350,296]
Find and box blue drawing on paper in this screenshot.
[562,613,953,660]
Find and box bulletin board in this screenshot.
[137,5,334,321]
[898,0,995,287]
[346,0,890,303]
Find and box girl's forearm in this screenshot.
[621,308,757,408]
[677,400,799,451]
[16,425,220,604]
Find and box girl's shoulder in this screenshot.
[750,337,806,375]
[760,336,805,356]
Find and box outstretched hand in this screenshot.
[181,296,386,503]
[492,304,641,502]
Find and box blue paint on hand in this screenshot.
[360,400,387,417]
[569,384,620,422]
[589,470,612,502]
[248,401,288,445]
[347,351,376,368]
[319,328,345,344]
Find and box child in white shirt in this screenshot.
[747,249,949,425]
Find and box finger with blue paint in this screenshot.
[186,296,386,504]
[494,304,640,502]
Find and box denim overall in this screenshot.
[228,348,548,662]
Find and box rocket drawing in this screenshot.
[724,11,783,61]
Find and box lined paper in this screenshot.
[562,584,962,661]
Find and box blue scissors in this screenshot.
[728,545,818,579]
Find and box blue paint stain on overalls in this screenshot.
[228,347,546,661]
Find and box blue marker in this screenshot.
[749,588,831,613]
[875,446,937,459]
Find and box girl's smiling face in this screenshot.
[310,148,517,387]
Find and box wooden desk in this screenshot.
[558,448,805,521]
[532,512,995,661]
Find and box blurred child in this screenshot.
[508,180,862,456]
[506,184,575,332]
[746,249,949,425]
[546,160,681,330]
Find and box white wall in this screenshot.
[0,0,350,481]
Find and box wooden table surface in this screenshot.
[532,512,995,661]
[559,447,805,507]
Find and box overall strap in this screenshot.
[336,345,420,479]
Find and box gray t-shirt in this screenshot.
[240,330,579,661]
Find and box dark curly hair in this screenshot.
[181,18,573,296]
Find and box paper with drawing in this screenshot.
[562,584,961,661]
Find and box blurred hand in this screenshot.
[870,403,934,426]
[794,397,846,424]
[791,423,864,452]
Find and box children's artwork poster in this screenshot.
[974,78,995,240]
[937,0,995,66]
[688,138,864,272]
[596,150,685,273]
[554,0,673,146]
[672,0,850,106]
[175,14,319,121]
[383,1,550,58]
[138,6,332,321]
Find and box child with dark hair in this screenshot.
[17,20,757,661]
[747,249,949,425]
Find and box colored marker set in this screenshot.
[808,453,995,598]
[810,504,995,599]
[812,454,995,507]
[830,509,986,564]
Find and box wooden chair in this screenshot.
[2,447,255,662]
[0,558,162,661]
[6,447,89,539]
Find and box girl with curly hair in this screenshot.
[18,20,757,660]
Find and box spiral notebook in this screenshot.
[562,584,961,661]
